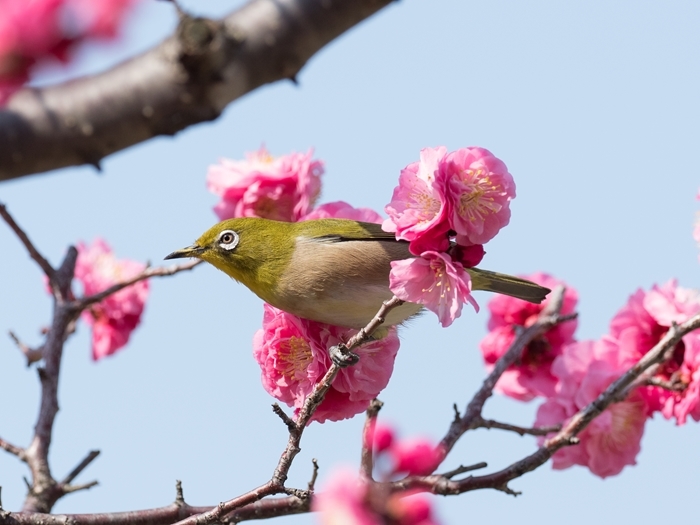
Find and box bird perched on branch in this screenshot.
[165,218,550,330]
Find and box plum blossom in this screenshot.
[252,304,399,423]
[535,339,649,478]
[609,281,700,424]
[480,273,578,400]
[441,147,515,245]
[313,468,441,525]
[365,422,445,478]
[383,146,516,326]
[0,0,136,103]
[383,146,451,255]
[302,200,383,224]
[206,146,323,222]
[74,239,149,361]
[389,251,478,327]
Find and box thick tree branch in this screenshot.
[0,0,395,181]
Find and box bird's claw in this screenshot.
[329,344,359,368]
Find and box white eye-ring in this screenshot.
[218,230,239,251]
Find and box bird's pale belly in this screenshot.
[272,284,423,329]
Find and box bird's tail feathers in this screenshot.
[467,268,551,304]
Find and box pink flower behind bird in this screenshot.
[206,146,323,222]
[74,239,149,361]
[609,281,700,424]
[480,273,578,401]
[253,304,399,423]
[535,339,649,478]
[389,251,478,327]
[302,200,383,224]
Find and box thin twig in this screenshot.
[346,297,405,351]
[8,331,43,366]
[307,459,319,492]
[60,450,100,486]
[0,204,56,282]
[271,404,296,433]
[70,261,202,312]
[175,480,185,506]
[0,437,25,460]
[475,418,562,437]
[62,481,98,494]
[360,399,384,479]
[441,462,488,479]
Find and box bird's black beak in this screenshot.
[164,244,204,260]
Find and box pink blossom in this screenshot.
[0,0,135,104]
[479,273,578,401]
[441,147,515,245]
[609,281,700,424]
[313,469,441,525]
[253,304,400,423]
[206,146,323,222]
[391,437,445,476]
[535,339,649,478]
[74,239,149,360]
[389,251,478,327]
[364,421,395,454]
[302,201,383,224]
[313,469,380,525]
[383,147,452,255]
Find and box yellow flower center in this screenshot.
[278,336,313,379]
[458,169,503,222]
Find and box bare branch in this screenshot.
[8,331,43,366]
[272,403,296,433]
[71,260,201,312]
[60,450,100,486]
[0,0,395,181]
[360,399,384,478]
[0,437,25,460]
[0,204,55,282]
[307,459,319,492]
[61,481,98,494]
[441,462,488,479]
[475,418,562,437]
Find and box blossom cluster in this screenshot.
[383,146,516,327]
[253,304,400,423]
[207,146,323,222]
[73,239,149,361]
[480,273,700,478]
[0,0,136,104]
[313,423,443,525]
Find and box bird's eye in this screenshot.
[218,230,239,251]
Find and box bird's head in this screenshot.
[165,218,295,297]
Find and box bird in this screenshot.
[165,217,550,332]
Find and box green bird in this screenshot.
[165,218,550,330]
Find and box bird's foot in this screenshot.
[329,343,360,368]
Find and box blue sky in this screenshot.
[2,1,700,523]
